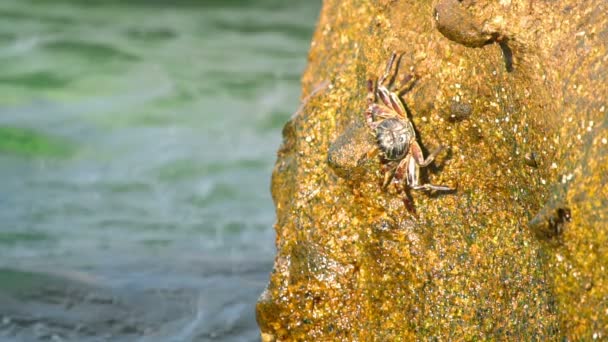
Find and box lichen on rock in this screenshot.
[257,0,608,339]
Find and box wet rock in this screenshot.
[434,0,496,48]
[529,201,571,240]
[524,151,539,168]
[327,119,376,182]
[258,0,608,339]
[447,101,473,122]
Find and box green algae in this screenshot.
[0,71,71,89]
[0,126,74,158]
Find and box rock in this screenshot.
[257,0,608,339]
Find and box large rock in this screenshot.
[257,0,608,339]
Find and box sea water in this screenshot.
[0,1,320,340]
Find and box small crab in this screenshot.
[365,52,454,193]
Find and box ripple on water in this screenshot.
[155,158,267,182]
[124,27,178,42]
[43,40,140,62]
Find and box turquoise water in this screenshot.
[0,1,320,340]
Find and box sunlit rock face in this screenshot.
[257,0,608,340]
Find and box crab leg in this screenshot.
[410,142,445,167]
[376,84,408,119]
[396,73,416,96]
[381,162,398,189]
[366,79,376,105]
[365,103,399,129]
[367,52,411,118]
[392,157,408,185]
[408,142,453,191]
[378,51,397,86]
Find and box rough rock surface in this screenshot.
[257,0,608,339]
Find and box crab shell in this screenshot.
[375,117,416,160]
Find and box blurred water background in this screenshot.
[0,0,320,340]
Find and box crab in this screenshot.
[365,52,454,193]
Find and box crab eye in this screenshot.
[399,136,406,144]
